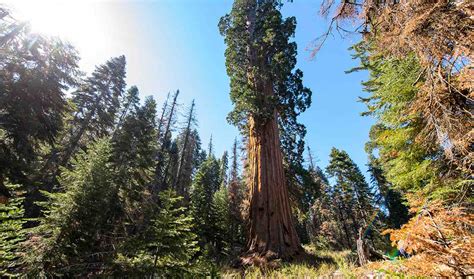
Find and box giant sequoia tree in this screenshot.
[219,0,311,261]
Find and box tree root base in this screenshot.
[234,246,316,269]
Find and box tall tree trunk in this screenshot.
[237,0,303,262]
[245,112,302,260]
[154,90,179,192]
[174,100,195,196]
[337,202,353,248]
[157,91,170,141]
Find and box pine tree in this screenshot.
[219,151,229,188]
[207,135,214,157]
[326,148,375,249]
[154,90,179,192]
[367,156,409,229]
[350,43,472,275]
[0,182,26,276]
[27,139,122,276]
[320,0,472,170]
[192,130,206,169]
[165,139,180,192]
[209,185,231,260]
[58,56,127,169]
[190,156,221,253]
[327,148,374,227]
[228,139,246,247]
[330,178,356,249]
[149,190,200,275]
[114,86,140,135]
[111,94,158,221]
[156,92,170,142]
[174,100,197,197]
[114,190,200,277]
[38,56,127,211]
[307,167,343,249]
[219,0,311,260]
[0,11,79,200]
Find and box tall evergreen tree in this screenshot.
[163,140,179,191]
[327,148,374,227]
[349,39,473,276]
[27,140,122,276]
[209,185,231,260]
[190,130,206,175]
[40,56,126,190]
[207,135,214,157]
[154,90,179,192]
[174,100,197,197]
[190,156,221,254]
[0,11,79,200]
[114,190,200,277]
[28,56,126,221]
[59,56,126,167]
[228,139,246,247]
[148,190,200,276]
[219,0,311,260]
[219,151,229,188]
[307,166,344,249]
[114,86,140,136]
[156,92,170,142]
[173,129,202,201]
[367,155,409,229]
[326,148,375,249]
[111,94,158,222]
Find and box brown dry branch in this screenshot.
[317,0,474,172]
[382,195,474,276]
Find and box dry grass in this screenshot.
[220,247,358,279]
[218,246,436,278]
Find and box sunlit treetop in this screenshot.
[218,0,311,132]
[219,0,311,166]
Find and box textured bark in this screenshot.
[357,228,369,266]
[245,113,302,260]
[238,0,302,262]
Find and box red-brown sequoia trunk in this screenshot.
[241,1,302,260]
[245,111,302,260]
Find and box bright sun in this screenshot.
[3,0,105,43]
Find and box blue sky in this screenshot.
[8,0,374,176]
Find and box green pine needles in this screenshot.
[114,189,201,277]
[0,183,26,277]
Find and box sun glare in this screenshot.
[3,0,123,73]
[4,0,106,43]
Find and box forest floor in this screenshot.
[219,246,409,278]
